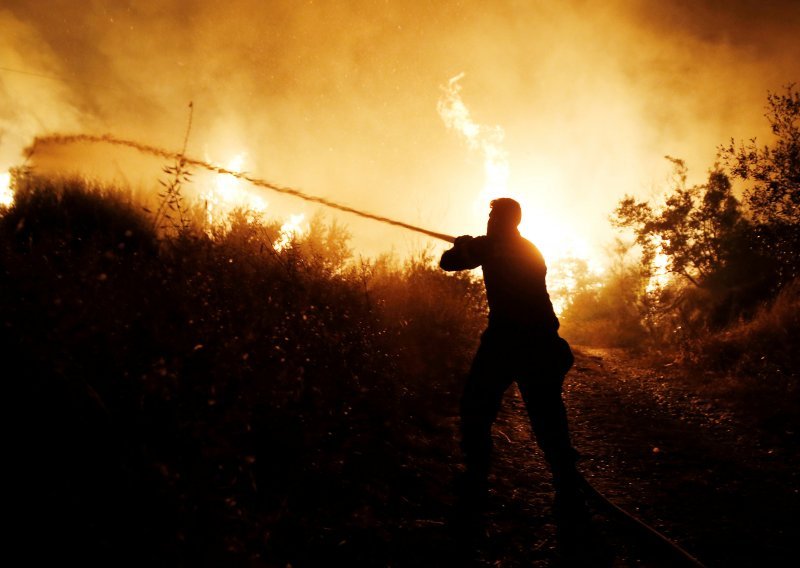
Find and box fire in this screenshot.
[437,74,597,273]
[438,73,509,207]
[200,153,268,224]
[273,213,307,251]
[198,153,306,250]
[0,170,13,207]
[197,152,307,250]
[437,74,605,311]
[214,153,247,202]
[646,240,673,292]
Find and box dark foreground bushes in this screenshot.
[1,176,486,565]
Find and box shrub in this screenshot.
[2,175,485,564]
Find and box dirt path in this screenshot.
[467,347,799,567]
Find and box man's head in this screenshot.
[487,198,522,236]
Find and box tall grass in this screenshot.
[2,174,486,565]
[688,279,800,384]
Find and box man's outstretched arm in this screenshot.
[440,235,484,271]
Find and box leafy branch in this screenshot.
[152,102,194,234]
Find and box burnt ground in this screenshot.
[421,346,800,567]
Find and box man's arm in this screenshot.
[440,235,484,271]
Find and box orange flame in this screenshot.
[198,153,307,249]
[438,73,509,205]
[273,213,307,251]
[646,239,673,292]
[0,170,12,207]
[200,153,268,224]
[437,74,603,311]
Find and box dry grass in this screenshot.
[690,279,800,391]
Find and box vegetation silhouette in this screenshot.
[565,85,799,392]
[2,174,488,565]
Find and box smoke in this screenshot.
[1,0,798,260]
[0,10,85,167]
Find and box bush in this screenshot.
[2,175,486,565]
[689,278,800,385]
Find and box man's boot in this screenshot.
[450,468,490,545]
[552,467,593,555]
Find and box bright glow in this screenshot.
[200,153,269,224]
[215,154,246,201]
[438,73,509,212]
[273,213,307,251]
[197,153,308,250]
[0,171,13,207]
[438,75,602,299]
[646,240,673,292]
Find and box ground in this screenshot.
[421,347,799,567]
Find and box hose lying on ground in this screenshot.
[578,473,708,567]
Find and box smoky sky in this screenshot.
[1,0,799,260]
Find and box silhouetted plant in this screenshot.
[152,102,194,235]
[0,175,483,565]
[152,156,192,234]
[612,158,747,289]
[721,84,800,287]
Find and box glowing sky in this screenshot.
[1,0,798,264]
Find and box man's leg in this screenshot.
[458,337,511,504]
[517,373,591,541]
[517,377,580,492]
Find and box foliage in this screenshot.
[722,84,800,226]
[612,158,746,289]
[721,84,800,286]
[151,155,193,234]
[610,157,777,335]
[150,100,195,235]
[2,175,487,565]
[559,240,650,348]
[687,278,800,385]
[602,87,800,381]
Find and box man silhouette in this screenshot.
[440,198,585,523]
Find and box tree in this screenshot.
[721,84,800,286]
[723,84,800,225]
[612,158,745,288]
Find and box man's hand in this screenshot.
[440,235,481,271]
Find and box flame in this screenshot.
[198,153,307,250]
[646,240,673,292]
[437,74,599,275]
[438,73,509,206]
[0,170,13,207]
[273,213,307,251]
[200,153,268,224]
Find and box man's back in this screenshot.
[440,233,559,332]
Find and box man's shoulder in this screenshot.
[517,235,543,257]
[500,235,546,269]
[493,234,540,253]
